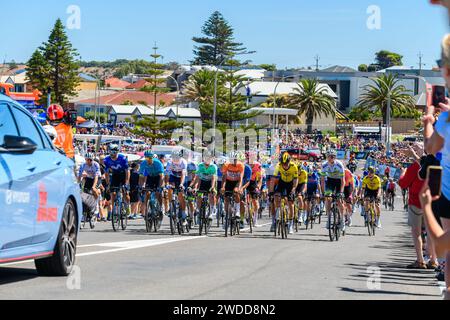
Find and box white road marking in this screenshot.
[241,223,272,232]
[2,237,206,267]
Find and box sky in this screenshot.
[0,0,448,70]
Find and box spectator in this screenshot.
[424,33,450,294]
[399,148,438,269]
[420,182,450,300]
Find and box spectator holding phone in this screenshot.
[424,33,450,295]
[420,182,450,300]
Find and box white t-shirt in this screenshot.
[435,112,450,199]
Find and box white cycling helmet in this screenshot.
[43,125,58,142]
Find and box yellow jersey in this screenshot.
[274,163,299,183]
[362,175,382,191]
[298,169,308,184]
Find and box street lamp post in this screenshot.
[386,92,391,157]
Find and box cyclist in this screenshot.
[267,158,279,232]
[321,150,345,231]
[296,163,308,224]
[139,151,165,218]
[247,152,263,226]
[185,160,198,221]
[165,150,188,226]
[240,154,253,229]
[104,145,130,220]
[129,162,141,220]
[360,166,382,228]
[344,165,355,227]
[305,165,321,220]
[190,153,218,222]
[274,152,299,234]
[221,152,245,224]
[78,152,101,193]
[386,177,397,208]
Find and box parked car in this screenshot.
[282,148,322,162]
[0,95,82,276]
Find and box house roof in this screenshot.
[1,72,29,84]
[321,65,357,73]
[69,89,119,103]
[234,69,266,80]
[156,106,201,118]
[243,107,298,116]
[79,73,98,82]
[245,81,338,99]
[109,105,141,115]
[76,91,176,106]
[135,105,155,116]
[126,79,149,89]
[105,77,131,89]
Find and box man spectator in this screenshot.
[399,147,439,269]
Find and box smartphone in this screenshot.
[427,166,443,197]
[432,85,447,108]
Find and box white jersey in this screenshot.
[266,164,277,177]
[165,159,187,178]
[321,160,345,180]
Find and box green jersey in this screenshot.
[196,163,218,181]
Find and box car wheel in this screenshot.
[35,199,78,276]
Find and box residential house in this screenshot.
[77,73,98,91]
[105,77,131,89]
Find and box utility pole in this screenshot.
[315,55,320,71]
[418,52,425,75]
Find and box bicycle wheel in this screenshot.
[366,209,372,236]
[371,210,376,237]
[248,205,253,234]
[89,212,97,230]
[334,208,340,242]
[169,203,176,236]
[82,212,88,230]
[112,201,121,232]
[121,203,128,231]
[199,205,204,236]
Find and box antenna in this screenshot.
[417,52,426,74]
[315,55,320,71]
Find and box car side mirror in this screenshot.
[1,135,38,154]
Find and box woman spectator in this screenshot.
[423,33,450,296]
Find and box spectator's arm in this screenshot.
[420,184,450,256]
[398,162,420,190]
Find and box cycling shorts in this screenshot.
[145,175,162,190]
[111,172,126,189]
[325,178,342,194]
[275,180,295,201]
[198,180,213,193]
[296,183,306,195]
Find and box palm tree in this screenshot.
[289,78,337,134]
[357,73,416,125]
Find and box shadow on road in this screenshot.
[0,267,38,285]
[341,231,440,298]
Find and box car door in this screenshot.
[9,106,66,245]
[0,102,37,252]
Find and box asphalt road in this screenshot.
[0,196,444,300]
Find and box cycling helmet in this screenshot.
[43,125,58,142]
[47,104,65,121]
[85,153,95,160]
[172,150,183,159]
[109,144,120,153]
[144,150,155,158]
[229,152,239,160]
[280,152,291,165]
[327,150,337,157]
[237,152,246,162]
[217,157,227,165]
[368,166,375,173]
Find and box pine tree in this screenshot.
[26,50,51,95]
[26,19,80,105]
[141,44,170,120]
[192,11,248,65]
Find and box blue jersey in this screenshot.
[104,154,129,174]
[307,172,320,188]
[139,159,164,177]
[186,162,198,183]
[243,164,252,184]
